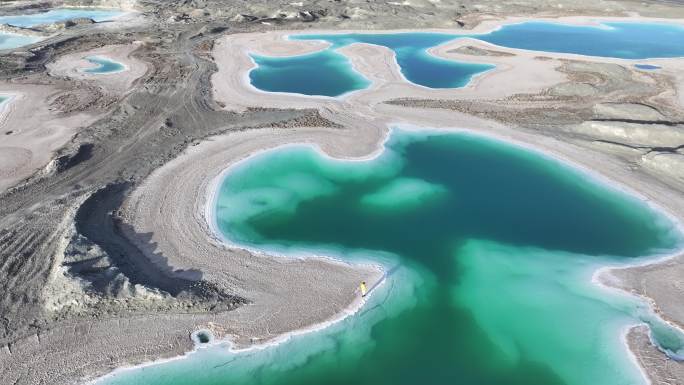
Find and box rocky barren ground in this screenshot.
[1,0,684,384]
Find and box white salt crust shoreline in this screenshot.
[0,43,147,193]
[216,36,556,112]
[214,20,684,117]
[124,123,683,385]
[89,271,387,385]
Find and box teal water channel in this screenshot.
[97,129,684,385]
[0,8,124,50]
[83,56,125,74]
[248,22,684,95]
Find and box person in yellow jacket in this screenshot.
[360,281,368,297]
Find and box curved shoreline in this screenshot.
[223,17,684,106]
[0,9,138,51]
[114,123,684,385]
[208,22,684,383]
[119,125,385,341]
[211,125,684,247]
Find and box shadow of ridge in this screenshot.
[74,182,247,308]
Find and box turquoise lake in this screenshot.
[83,56,125,74]
[0,8,124,50]
[248,22,684,95]
[0,8,124,28]
[97,129,684,385]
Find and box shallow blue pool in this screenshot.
[0,8,124,28]
[634,64,662,70]
[83,56,125,74]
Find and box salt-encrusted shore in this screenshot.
[47,43,148,94]
[119,126,385,348]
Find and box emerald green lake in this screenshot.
[97,129,684,385]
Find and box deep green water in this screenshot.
[248,22,684,95]
[83,56,125,74]
[97,129,684,385]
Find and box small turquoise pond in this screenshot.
[248,21,684,96]
[83,56,125,74]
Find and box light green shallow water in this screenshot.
[97,129,684,385]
